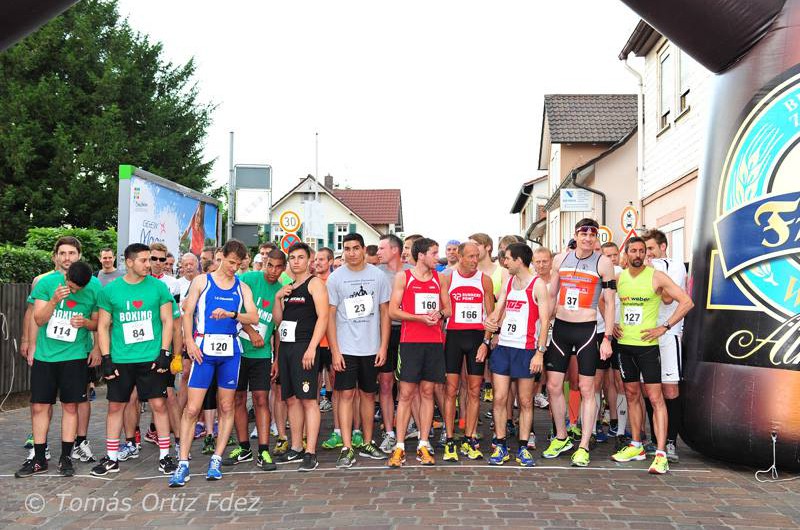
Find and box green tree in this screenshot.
[0,0,215,244]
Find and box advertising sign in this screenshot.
[560,188,593,212]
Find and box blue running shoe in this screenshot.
[488,444,510,465]
[206,456,222,481]
[595,427,608,443]
[608,425,619,437]
[169,463,190,487]
[516,446,536,467]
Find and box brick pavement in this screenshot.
[1,388,798,529]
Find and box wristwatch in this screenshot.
[537,345,547,353]
[231,311,238,320]
[662,321,671,330]
[604,334,613,342]
[482,338,492,347]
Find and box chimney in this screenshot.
[324,174,334,189]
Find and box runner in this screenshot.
[165,253,176,276]
[327,233,391,467]
[642,229,688,462]
[96,248,124,286]
[600,242,627,445]
[387,237,450,468]
[402,234,423,265]
[16,259,101,478]
[91,243,177,477]
[610,237,693,474]
[440,242,494,461]
[169,239,259,486]
[444,240,460,270]
[222,249,288,471]
[365,244,380,265]
[482,243,550,467]
[273,242,330,472]
[542,218,616,467]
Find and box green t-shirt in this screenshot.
[97,275,173,363]
[30,272,101,363]
[238,271,291,359]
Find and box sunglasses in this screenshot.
[576,226,598,235]
[150,256,167,262]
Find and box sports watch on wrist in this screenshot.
[662,321,671,330]
[537,345,547,353]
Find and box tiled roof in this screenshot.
[544,94,637,143]
[331,188,402,227]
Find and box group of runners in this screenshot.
[15,216,693,486]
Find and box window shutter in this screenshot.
[348,223,356,234]
[264,223,271,243]
[327,224,335,247]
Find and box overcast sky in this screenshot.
[116,0,641,247]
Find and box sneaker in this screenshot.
[159,455,178,474]
[89,387,97,401]
[227,435,237,446]
[201,434,216,455]
[485,410,493,419]
[516,446,536,467]
[144,428,158,445]
[506,420,517,438]
[644,442,657,457]
[359,442,388,460]
[276,448,305,463]
[193,423,206,439]
[608,425,619,437]
[169,462,191,487]
[90,456,119,476]
[352,430,365,449]
[71,440,96,463]
[174,442,191,460]
[527,433,537,451]
[534,393,549,409]
[322,431,343,449]
[488,444,510,465]
[319,397,333,413]
[298,453,319,472]
[567,425,582,441]
[270,423,279,437]
[374,408,382,421]
[118,441,139,461]
[649,453,670,474]
[666,440,680,463]
[571,447,590,467]
[248,407,256,422]
[595,427,608,444]
[482,386,493,402]
[212,420,219,437]
[460,439,483,460]
[387,447,406,468]
[15,459,48,478]
[611,444,647,462]
[542,437,574,459]
[336,447,356,468]
[257,449,277,471]
[274,437,289,456]
[379,432,397,454]
[206,456,222,480]
[250,426,258,439]
[405,422,420,440]
[615,434,632,451]
[436,430,447,449]
[222,446,253,466]
[416,445,435,466]
[24,434,33,449]
[443,441,458,462]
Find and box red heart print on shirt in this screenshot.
[65,300,77,309]
[132,300,143,309]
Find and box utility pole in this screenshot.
[227,131,234,241]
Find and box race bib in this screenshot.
[344,295,373,320]
[239,322,267,342]
[203,334,234,356]
[279,320,297,343]
[623,306,643,326]
[564,287,580,311]
[414,293,439,314]
[122,319,154,344]
[46,317,77,343]
[503,316,525,339]
[454,302,482,324]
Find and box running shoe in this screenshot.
[595,427,608,443]
[387,447,406,468]
[227,435,237,446]
[193,423,206,439]
[460,439,483,460]
[319,398,333,413]
[90,456,119,476]
[359,442,387,460]
[274,437,289,456]
[201,434,216,455]
[516,446,536,467]
[608,425,619,437]
[527,432,537,451]
[89,387,97,401]
[174,442,192,460]
[276,448,305,463]
[298,453,319,472]
[488,444,510,465]
[482,386,493,402]
[169,462,190,487]
[379,432,396,454]
[270,423,279,437]
[416,445,435,466]
[144,428,158,445]
[436,429,447,449]
[71,440,96,462]
[644,442,657,457]
[15,459,48,478]
[257,449,277,471]
[611,444,647,462]
[506,420,517,438]
[248,407,256,422]
[534,393,549,409]
[352,430,365,449]
[118,441,139,461]
[206,456,222,480]
[571,447,590,467]
[159,455,178,474]
[222,445,253,466]
[649,454,669,474]
[57,455,75,477]
[322,431,343,449]
[250,426,258,439]
[567,425,582,441]
[666,440,680,463]
[443,441,458,462]
[336,447,356,468]
[23,434,33,449]
[405,422,420,440]
[542,437,574,459]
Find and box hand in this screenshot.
[613,324,623,339]
[530,352,544,374]
[270,359,279,382]
[428,310,442,324]
[19,341,30,359]
[186,341,203,364]
[87,349,101,368]
[70,314,87,329]
[421,313,438,326]
[248,329,265,348]
[53,285,70,305]
[476,343,488,363]
[332,351,346,372]
[483,318,499,333]
[640,326,667,342]
[210,308,231,320]
[101,355,119,380]
[600,337,613,360]
[277,284,294,300]
[302,348,316,370]
[375,348,387,367]
[26,346,35,367]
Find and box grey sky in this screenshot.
[117,0,641,248]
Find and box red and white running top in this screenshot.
[446,269,487,331]
[498,276,540,350]
[400,269,443,344]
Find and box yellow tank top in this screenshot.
[617,267,660,346]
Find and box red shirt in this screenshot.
[400,269,443,344]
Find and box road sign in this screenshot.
[280,233,301,253]
[279,210,301,233]
[598,225,613,245]
[621,228,638,248]
[621,205,639,233]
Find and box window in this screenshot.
[678,50,691,114]
[658,46,673,130]
[271,222,285,244]
[335,223,349,252]
[660,219,685,266]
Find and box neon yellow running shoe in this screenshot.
[542,437,573,459]
[611,444,647,462]
[570,447,590,467]
[648,454,669,474]
[443,441,459,462]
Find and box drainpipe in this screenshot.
[571,169,607,226]
[623,55,645,220]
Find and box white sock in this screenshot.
[616,394,628,435]
[395,442,405,451]
[386,430,395,437]
[334,429,341,435]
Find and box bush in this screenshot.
[25,227,117,268]
[0,246,53,284]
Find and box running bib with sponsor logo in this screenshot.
[454,302,481,324]
[122,319,154,344]
[46,317,78,343]
[239,322,267,342]
[564,288,580,311]
[279,320,297,343]
[344,295,373,320]
[414,293,439,314]
[203,334,234,356]
[623,306,643,326]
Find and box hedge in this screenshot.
[0,246,53,284]
[25,227,117,269]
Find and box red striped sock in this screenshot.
[106,439,120,461]
[158,436,170,459]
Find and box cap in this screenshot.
[253,254,263,263]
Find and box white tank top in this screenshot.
[498,276,540,350]
[446,269,486,331]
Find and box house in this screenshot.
[535,94,639,251]
[619,20,713,264]
[269,175,403,253]
[510,175,548,244]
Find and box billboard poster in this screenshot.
[118,165,220,260]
